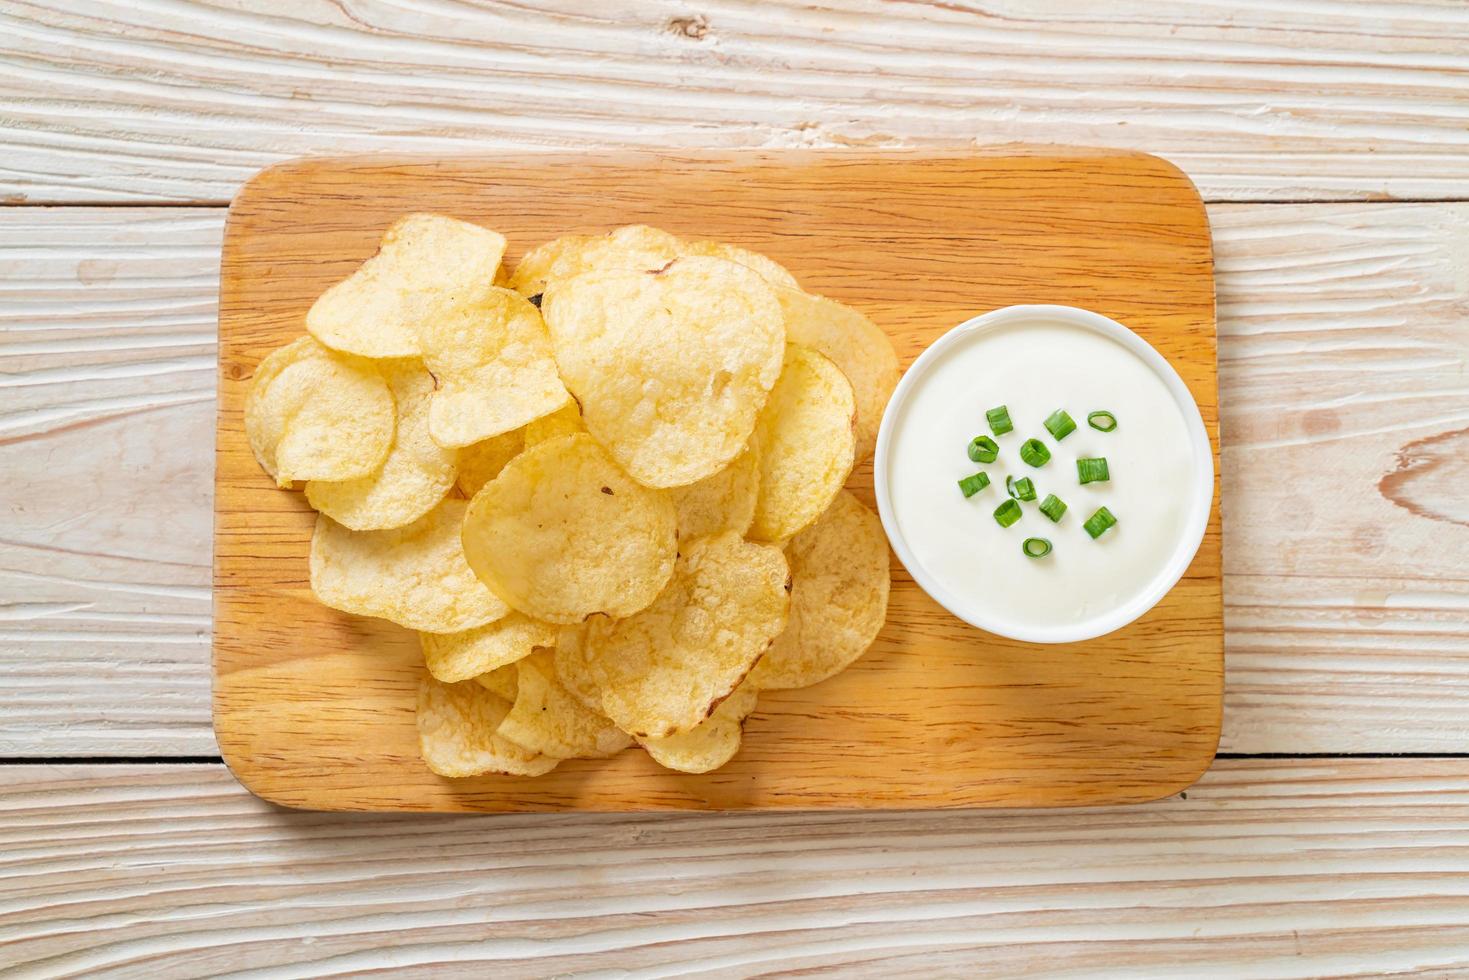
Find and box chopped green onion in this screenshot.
[957,472,990,498]
[1022,537,1052,558]
[1019,438,1051,467]
[1044,410,1077,441]
[993,498,1022,527]
[1083,506,1117,539]
[967,436,999,463]
[1077,457,1110,484]
[1038,494,1067,522]
[986,405,1013,436]
[1087,410,1118,432]
[1006,475,1037,501]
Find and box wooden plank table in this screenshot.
[1,2,1467,974]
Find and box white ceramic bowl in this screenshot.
[873,304,1215,644]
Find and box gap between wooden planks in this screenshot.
[1,201,1466,758]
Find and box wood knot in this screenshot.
[666,14,708,40]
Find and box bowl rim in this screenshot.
[872,303,1216,645]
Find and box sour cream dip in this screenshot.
[874,305,1214,644]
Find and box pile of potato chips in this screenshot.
[246,215,898,776]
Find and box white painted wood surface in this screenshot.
[3,203,1466,756]
[3,759,1469,977]
[1,0,1468,204]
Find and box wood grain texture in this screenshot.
[2,1,1468,205]
[6,202,1466,758]
[213,151,1221,811]
[3,758,1469,977]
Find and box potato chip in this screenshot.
[542,257,785,488]
[775,288,899,461]
[508,224,682,298]
[474,663,519,701]
[749,345,856,542]
[420,612,556,683]
[304,361,456,530]
[550,624,602,712]
[307,214,507,358]
[583,532,789,737]
[461,433,676,624]
[417,675,558,777]
[310,498,508,632]
[671,437,760,542]
[640,683,758,773]
[455,428,524,498]
[498,650,632,759]
[679,240,797,289]
[523,401,584,446]
[750,491,890,690]
[414,287,571,448]
[245,336,395,488]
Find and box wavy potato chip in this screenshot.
[474,662,519,701]
[415,287,570,448]
[542,257,785,488]
[583,532,790,738]
[671,438,760,542]
[679,240,797,289]
[508,224,682,298]
[310,499,508,632]
[749,345,856,542]
[307,214,507,358]
[750,491,890,690]
[455,428,525,498]
[245,336,395,488]
[305,362,456,530]
[639,683,758,774]
[420,612,556,683]
[417,675,558,777]
[498,650,632,759]
[775,288,899,461]
[462,433,676,624]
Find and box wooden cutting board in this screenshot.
[215,150,1221,812]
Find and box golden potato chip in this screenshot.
[474,663,519,701]
[640,683,758,774]
[749,345,856,542]
[541,256,785,488]
[307,214,507,358]
[750,491,890,690]
[414,287,571,448]
[679,240,797,289]
[461,433,676,624]
[419,612,556,683]
[583,532,789,737]
[523,401,584,446]
[417,675,558,777]
[245,336,395,488]
[455,428,524,498]
[508,224,682,298]
[304,361,456,530]
[310,498,508,632]
[671,438,760,542]
[775,288,899,461]
[498,650,632,759]
[550,624,602,712]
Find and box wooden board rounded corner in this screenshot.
[214,150,1222,812]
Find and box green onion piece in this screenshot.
[1087,410,1118,432]
[1019,438,1051,467]
[1038,494,1066,522]
[967,435,999,463]
[986,405,1013,436]
[1044,410,1077,441]
[1006,475,1037,501]
[957,472,990,498]
[1077,457,1110,484]
[1022,537,1052,559]
[1083,506,1117,539]
[993,498,1022,527]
